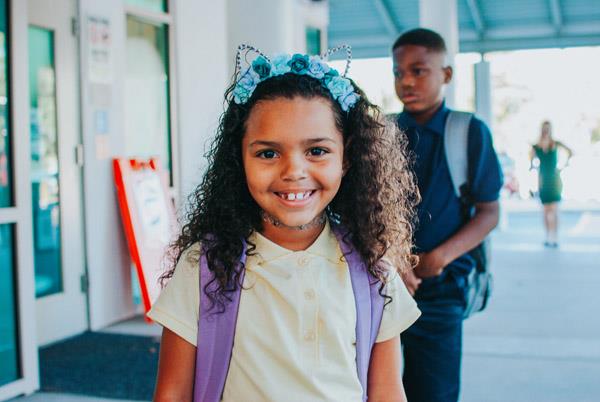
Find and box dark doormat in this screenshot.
[39,331,160,401]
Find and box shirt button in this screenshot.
[298,255,310,267]
[303,329,315,342]
[304,289,315,300]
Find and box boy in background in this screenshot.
[393,28,503,402]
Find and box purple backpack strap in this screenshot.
[332,226,385,402]
[194,242,247,402]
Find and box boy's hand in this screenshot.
[401,269,422,296]
[414,250,447,278]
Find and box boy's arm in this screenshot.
[154,327,196,402]
[414,200,499,278]
[367,336,407,402]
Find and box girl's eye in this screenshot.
[309,147,328,157]
[257,150,277,159]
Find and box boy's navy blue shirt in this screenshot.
[398,101,503,279]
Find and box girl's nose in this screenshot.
[281,155,308,182]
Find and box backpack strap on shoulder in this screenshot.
[444,111,473,199]
[332,225,384,402]
[194,240,247,402]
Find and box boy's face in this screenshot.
[392,44,452,115]
[242,96,345,231]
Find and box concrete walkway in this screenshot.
[12,210,600,402]
[461,211,600,402]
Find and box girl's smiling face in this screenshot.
[242,96,345,234]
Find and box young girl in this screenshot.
[148,45,421,402]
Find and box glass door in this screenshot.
[0,0,21,392]
[28,0,87,346]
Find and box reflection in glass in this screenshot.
[0,224,19,385]
[125,16,172,182]
[125,0,167,13]
[29,26,63,298]
[0,0,11,207]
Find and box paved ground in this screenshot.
[13,210,600,402]
[461,211,600,402]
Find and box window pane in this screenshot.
[0,0,11,208]
[125,17,172,181]
[306,27,321,55]
[0,224,19,385]
[126,0,167,13]
[28,26,63,298]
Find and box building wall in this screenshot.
[78,0,229,330]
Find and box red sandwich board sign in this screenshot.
[113,158,178,315]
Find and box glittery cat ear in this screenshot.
[235,44,270,76]
[320,44,352,77]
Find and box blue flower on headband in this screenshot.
[232,51,359,110]
[326,76,359,111]
[322,68,339,85]
[339,91,360,112]
[326,76,354,99]
[271,54,291,76]
[308,56,330,79]
[252,56,272,79]
[233,67,260,104]
[288,54,310,74]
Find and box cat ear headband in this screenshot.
[232,44,359,111]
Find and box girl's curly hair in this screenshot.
[162,71,420,312]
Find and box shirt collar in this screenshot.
[248,219,342,264]
[397,100,449,136]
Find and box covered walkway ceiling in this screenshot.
[328,0,600,58]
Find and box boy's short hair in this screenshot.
[392,28,447,53]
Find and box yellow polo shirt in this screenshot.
[148,222,420,402]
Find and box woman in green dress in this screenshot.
[529,121,573,248]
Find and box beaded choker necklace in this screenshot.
[261,211,326,231]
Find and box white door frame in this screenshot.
[0,0,39,400]
[28,0,88,347]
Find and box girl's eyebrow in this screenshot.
[248,138,337,148]
[304,138,337,145]
[248,140,281,148]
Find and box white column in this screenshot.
[474,59,492,128]
[175,0,229,198]
[227,0,329,76]
[418,0,459,108]
[227,0,295,76]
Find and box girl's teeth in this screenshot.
[280,191,311,201]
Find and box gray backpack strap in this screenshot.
[444,111,473,197]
